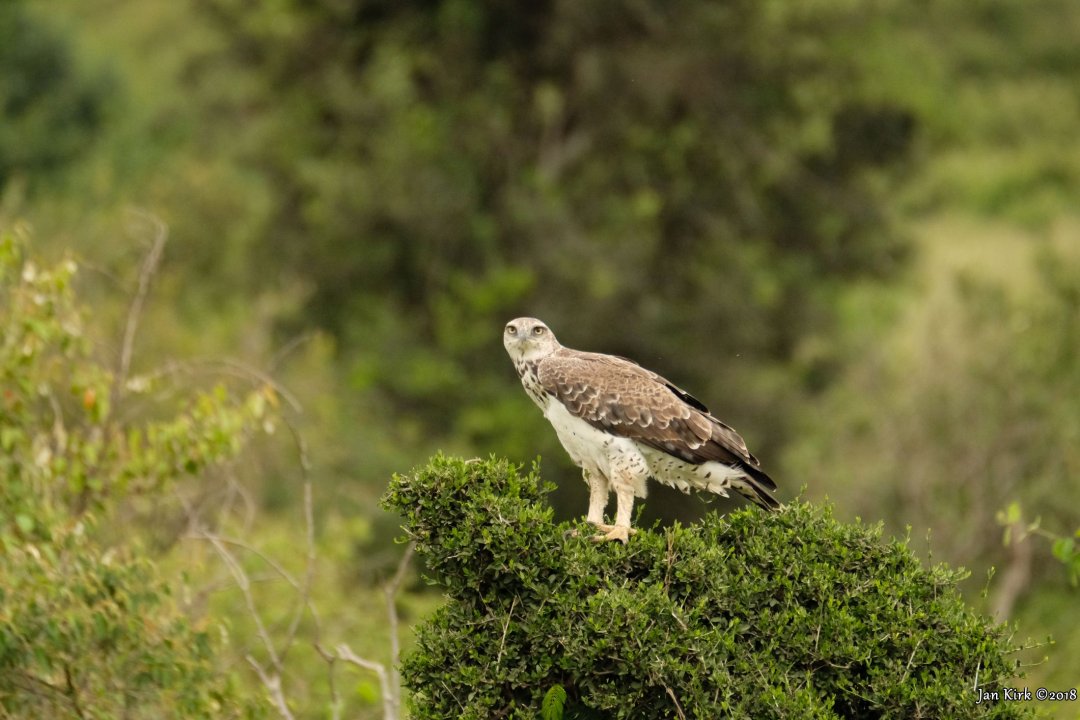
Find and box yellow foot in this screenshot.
[590,524,636,544]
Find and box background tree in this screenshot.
[59,0,919,525]
[0,230,267,717]
[0,3,111,195]
[3,0,1079,714]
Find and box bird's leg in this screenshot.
[564,470,609,539]
[585,469,609,526]
[592,482,637,544]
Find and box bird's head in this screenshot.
[503,317,561,363]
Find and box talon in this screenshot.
[591,522,636,534]
[590,525,635,544]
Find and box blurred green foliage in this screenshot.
[782,230,1080,711]
[182,0,914,468]
[998,502,1080,588]
[0,4,112,193]
[788,244,1080,577]
[3,0,1080,715]
[0,231,266,718]
[16,0,925,530]
[386,455,1032,719]
[0,230,437,719]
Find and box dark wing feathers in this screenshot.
[663,382,710,414]
[537,349,774,492]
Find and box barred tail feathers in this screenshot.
[732,463,780,510]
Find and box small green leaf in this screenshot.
[1001,501,1021,526]
[354,679,380,705]
[541,684,566,720]
[15,514,34,533]
[1051,537,1076,564]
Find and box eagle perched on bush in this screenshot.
[503,317,779,542]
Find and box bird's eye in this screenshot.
[506,325,517,335]
[533,326,545,335]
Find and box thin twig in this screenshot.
[63,664,86,720]
[334,644,394,720]
[664,685,687,720]
[223,470,258,534]
[387,541,416,599]
[270,332,316,372]
[495,596,517,671]
[47,391,67,454]
[116,211,167,402]
[247,656,295,720]
[663,531,675,592]
[280,481,316,665]
[187,534,300,589]
[196,572,283,594]
[312,644,342,720]
[384,540,415,717]
[10,671,66,700]
[206,532,281,671]
[322,540,415,720]
[900,637,923,685]
[174,401,320,720]
[141,357,302,412]
[202,529,298,720]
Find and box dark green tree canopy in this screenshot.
[0,4,112,192]
[384,455,1031,719]
[182,0,916,482]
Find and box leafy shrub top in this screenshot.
[384,455,1032,719]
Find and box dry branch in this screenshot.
[317,539,415,720]
[115,210,167,402]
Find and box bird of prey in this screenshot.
[503,317,779,543]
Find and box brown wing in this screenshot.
[537,349,775,492]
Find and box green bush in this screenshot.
[0,230,266,717]
[384,455,1033,719]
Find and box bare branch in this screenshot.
[990,521,1033,621]
[185,522,323,667]
[171,385,324,719]
[280,481,317,665]
[196,572,284,595]
[205,532,282,671]
[223,469,259,534]
[664,685,687,720]
[199,527,302,720]
[386,540,415,598]
[269,332,316,372]
[900,637,923,685]
[495,596,517,671]
[319,541,415,720]
[187,534,300,589]
[115,210,167,402]
[385,540,415,714]
[247,655,295,720]
[168,368,414,720]
[312,644,343,720]
[141,357,303,412]
[63,664,87,720]
[333,644,394,720]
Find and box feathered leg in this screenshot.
[584,469,609,525]
[592,474,639,544]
